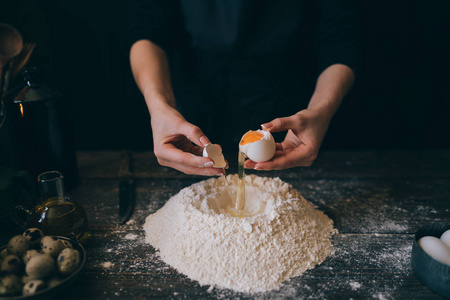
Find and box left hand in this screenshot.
[244,107,332,170]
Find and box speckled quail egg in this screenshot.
[22,249,41,264]
[0,274,22,296]
[23,228,44,246]
[26,254,55,279]
[7,235,30,256]
[0,248,8,258]
[23,279,47,296]
[57,248,80,276]
[40,236,65,257]
[60,239,74,249]
[1,255,21,274]
[239,129,276,162]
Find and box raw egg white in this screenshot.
[203,144,226,168]
[418,236,450,266]
[239,130,275,162]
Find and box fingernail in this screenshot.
[216,173,224,177]
[200,136,210,146]
[261,123,272,130]
[254,166,260,170]
[204,161,214,167]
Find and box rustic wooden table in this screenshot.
[2,150,449,299]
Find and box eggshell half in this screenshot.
[245,139,275,162]
[202,144,226,168]
[239,130,275,162]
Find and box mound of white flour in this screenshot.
[144,175,336,294]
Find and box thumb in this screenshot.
[179,122,211,147]
[262,115,301,133]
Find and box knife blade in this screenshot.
[119,150,135,225]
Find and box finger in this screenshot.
[244,159,257,169]
[262,115,305,133]
[275,143,283,151]
[179,122,211,147]
[159,158,225,176]
[190,144,205,156]
[261,116,296,133]
[156,144,215,168]
[279,139,300,152]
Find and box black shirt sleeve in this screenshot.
[127,0,186,53]
[314,0,362,75]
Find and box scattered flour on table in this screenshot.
[126,219,136,225]
[102,261,113,269]
[124,233,138,240]
[143,174,337,294]
[349,281,361,290]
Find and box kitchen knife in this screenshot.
[119,150,135,225]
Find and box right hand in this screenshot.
[150,105,226,176]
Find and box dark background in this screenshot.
[2,0,449,151]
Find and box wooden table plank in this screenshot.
[77,151,121,179]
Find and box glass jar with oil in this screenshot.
[13,171,87,238]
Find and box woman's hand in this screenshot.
[150,104,226,176]
[244,107,332,170]
[244,64,355,170]
[130,40,226,176]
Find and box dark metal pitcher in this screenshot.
[1,68,79,188]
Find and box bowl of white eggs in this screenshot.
[411,222,450,298]
[0,228,86,299]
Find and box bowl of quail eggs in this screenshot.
[0,228,86,299]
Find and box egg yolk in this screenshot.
[240,131,264,145]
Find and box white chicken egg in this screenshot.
[440,229,450,247]
[418,236,450,266]
[239,129,275,162]
[202,144,226,168]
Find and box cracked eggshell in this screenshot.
[202,144,226,168]
[239,130,276,162]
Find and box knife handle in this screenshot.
[119,150,132,178]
